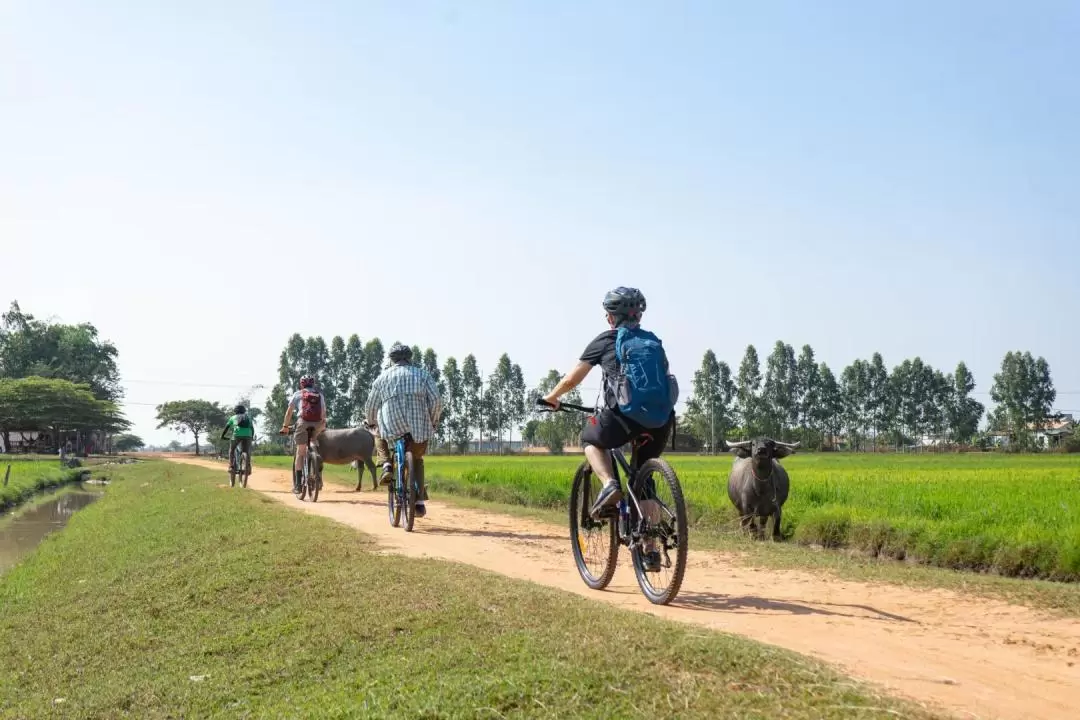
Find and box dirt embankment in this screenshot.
[168,456,1080,720]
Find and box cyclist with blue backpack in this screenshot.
[542,287,678,546]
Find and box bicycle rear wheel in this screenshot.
[403,451,417,532]
[240,451,249,489]
[228,448,237,487]
[568,461,618,590]
[630,458,688,605]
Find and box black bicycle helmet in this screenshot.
[388,342,413,363]
[234,404,246,415]
[602,286,646,324]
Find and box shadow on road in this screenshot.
[426,526,564,543]
[674,591,916,623]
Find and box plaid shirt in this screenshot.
[364,363,443,444]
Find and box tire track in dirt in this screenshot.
[169,457,1080,720]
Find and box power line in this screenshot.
[122,379,267,389]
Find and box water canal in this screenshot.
[0,485,102,574]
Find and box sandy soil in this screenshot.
[167,456,1080,720]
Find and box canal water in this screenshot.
[0,486,102,574]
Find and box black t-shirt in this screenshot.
[580,330,618,406]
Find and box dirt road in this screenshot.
[170,457,1079,720]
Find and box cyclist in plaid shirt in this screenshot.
[364,343,443,518]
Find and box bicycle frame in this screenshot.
[542,399,659,550]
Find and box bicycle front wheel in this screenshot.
[240,452,249,488]
[630,458,688,605]
[568,461,618,590]
[307,454,319,502]
[403,452,417,532]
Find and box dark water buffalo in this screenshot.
[311,427,378,491]
[725,438,799,541]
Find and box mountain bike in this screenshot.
[281,426,321,502]
[386,433,420,532]
[536,398,688,605]
[228,439,251,489]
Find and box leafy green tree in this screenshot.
[522,419,540,446]
[531,369,583,454]
[794,345,820,444]
[461,354,482,452]
[359,338,385,404]
[506,362,527,447]
[887,359,919,447]
[263,334,306,441]
[484,354,516,450]
[0,301,122,401]
[344,334,365,423]
[990,351,1057,450]
[441,356,469,453]
[866,353,890,449]
[113,433,144,452]
[685,349,735,452]
[0,377,128,453]
[815,362,844,449]
[326,336,353,428]
[946,362,984,444]
[155,399,227,456]
[841,359,870,450]
[762,341,797,439]
[735,345,762,436]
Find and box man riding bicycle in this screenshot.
[221,404,256,472]
[542,287,677,571]
[280,375,327,494]
[364,343,443,519]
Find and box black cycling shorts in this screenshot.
[580,409,672,462]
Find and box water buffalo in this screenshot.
[310,427,378,491]
[725,438,799,541]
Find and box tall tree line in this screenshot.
[684,343,1055,451]
[262,334,534,453]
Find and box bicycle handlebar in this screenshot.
[534,397,595,414]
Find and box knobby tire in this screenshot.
[568,461,618,590]
[630,457,688,605]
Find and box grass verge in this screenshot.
[0,460,87,513]
[0,460,938,719]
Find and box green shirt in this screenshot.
[224,413,255,439]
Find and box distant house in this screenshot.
[0,429,108,455]
[0,430,46,453]
[989,414,1075,449]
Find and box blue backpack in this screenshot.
[611,325,679,428]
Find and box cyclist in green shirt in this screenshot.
[221,404,256,472]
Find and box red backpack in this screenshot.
[299,388,322,422]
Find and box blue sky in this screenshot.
[2,1,1077,444]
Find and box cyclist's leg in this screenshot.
[240,438,252,468]
[635,413,674,567]
[292,423,315,490]
[228,439,238,470]
[374,435,393,485]
[581,410,634,510]
[411,440,429,514]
